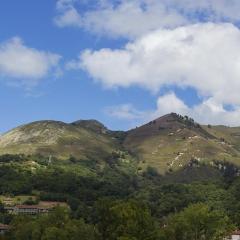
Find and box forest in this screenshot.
[0,154,239,239]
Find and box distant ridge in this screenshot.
[71,119,108,134]
[0,119,119,161]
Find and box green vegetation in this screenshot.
[3,113,240,174]
[0,153,239,239]
[124,113,240,173]
[8,207,97,240]
[161,203,233,240]
[0,120,121,161]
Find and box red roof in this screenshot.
[0,224,10,230]
[232,230,240,235]
[39,201,66,207]
[15,205,48,209]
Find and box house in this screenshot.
[0,224,10,235]
[5,204,51,215]
[13,205,49,215]
[4,201,68,215]
[225,230,240,240]
[231,231,240,240]
[4,206,15,214]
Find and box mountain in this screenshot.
[124,113,240,173]
[1,113,240,173]
[71,120,109,134]
[0,120,120,161]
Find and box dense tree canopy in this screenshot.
[0,154,240,240]
[161,203,233,240]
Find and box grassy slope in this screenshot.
[2,114,240,174]
[0,120,120,162]
[124,114,240,173]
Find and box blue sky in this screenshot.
[1,0,240,132]
[0,0,149,131]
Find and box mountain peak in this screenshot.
[0,119,116,160]
[153,113,196,124]
[134,113,198,133]
[71,119,108,134]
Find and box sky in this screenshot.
[1,0,240,132]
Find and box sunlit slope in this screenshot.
[202,125,240,151]
[2,114,240,174]
[0,120,119,160]
[124,113,240,173]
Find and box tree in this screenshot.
[161,203,234,240]
[96,199,159,240]
[0,201,4,213]
[9,207,97,240]
[65,219,97,240]
[41,227,67,240]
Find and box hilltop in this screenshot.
[124,113,240,173]
[1,113,240,173]
[0,120,120,162]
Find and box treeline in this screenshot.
[3,202,233,240]
[0,154,26,163]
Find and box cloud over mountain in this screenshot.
[72,23,240,105]
[56,0,240,126]
[108,93,240,127]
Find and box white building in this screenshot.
[4,202,68,215]
[0,224,10,235]
[225,231,240,240]
[232,231,240,240]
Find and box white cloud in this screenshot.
[154,94,240,126]
[107,93,240,127]
[58,1,240,126]
[0,37,61,87]
[77,23,240,108]
[55,0,82,27]
[105,104,145,120]
[55,8,82,28]
[153,93,189,118]
[55,0,240,39]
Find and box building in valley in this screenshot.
[4,201,68,215]
[13,205,49,215]
[225,230,240,240]
[0,224,10,235]
[231,231,240,240]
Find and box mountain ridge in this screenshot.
[0,119,120,161]
[1,113,240,173]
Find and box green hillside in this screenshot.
[0,120,120,162]
[124,113,240,173]
[2,113,240,174]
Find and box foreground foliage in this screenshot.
[0,154,240,239]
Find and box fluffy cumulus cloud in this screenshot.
[55,0,82,28]
[59,0,240,125]
[109,93,240,127]
[75,23,240,106]
[77,22,240,126]
[105,104,145,120]
[0,37,61,87]
[153,93,240,126]
[55,0,240,38]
